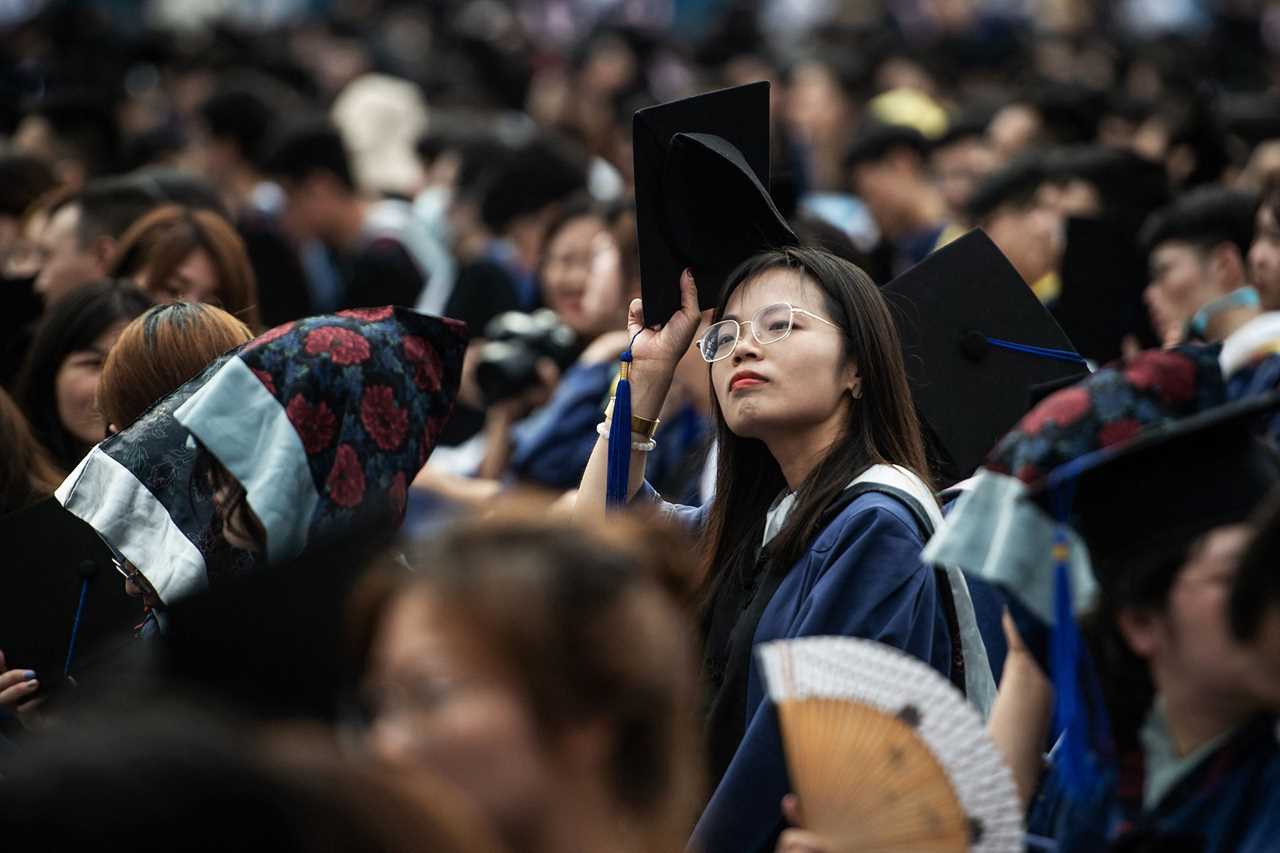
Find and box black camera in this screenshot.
[475,309,579,405]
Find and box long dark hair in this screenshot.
[698,247,932,611]
[15,279,153,470]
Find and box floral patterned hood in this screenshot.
[56,306,467,605]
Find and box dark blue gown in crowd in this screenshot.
[511,361,708,500]
[638,480,956,853]
[1028,714,1280,852]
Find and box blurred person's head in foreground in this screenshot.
[15,279,153,472]
[0,701,505,853]
[98,301,254,434]
[358,506,704,853]
[108,204,261,329]
[1140,187,1257,345]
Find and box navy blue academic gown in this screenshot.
[645,486,953,853]
[1030,714,1280,852]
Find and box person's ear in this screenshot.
[1116,606,1163,660]
[845,364,863,399]
[90,235,118,271]
[1211,242,1247,291]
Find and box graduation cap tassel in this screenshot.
[1050,529,1089,794]
[63,574,91,677]
[1047,475,1114,813]
[605,344,638,507]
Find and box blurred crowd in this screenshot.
[4,1,1280,852]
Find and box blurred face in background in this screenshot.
[931,136,999,217]
[367,589,555,849]
[851,151,925,239]
[1249,202,1280,311]
[1145,241,1237,343]
[982,196,1062,287]
[277,174,346,245]
[541,214,622,338]
[988,103,1042,164]
[56,321,125,448]
[35,203,103,304]
[139,248,221,304]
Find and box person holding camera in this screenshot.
[473,199,710,498]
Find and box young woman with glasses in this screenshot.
[575,246,982,853]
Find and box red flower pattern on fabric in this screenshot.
[305,326,371,365]
[361,385,409,451]
[1019,386,1092,436]
[251,369,277,397]
[388,471,408,521]
[1013,463,1042,485]
[1124,351,1195,404]
[285,394,338,454]
[402,335,443,391]
[1098,418,1142,448]
[337,306,395,322]
[326,444,366,507]
[246,321,295,351]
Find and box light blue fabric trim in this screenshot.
[174,358,320,564]
[923,469,1098,625]
[55,447,207,605]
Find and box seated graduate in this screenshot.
[931,364,1280,852]
[54,306,467,639]
[472,196,710,500]
[574,83,1001,853]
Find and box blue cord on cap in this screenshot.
[985,336,1088,366]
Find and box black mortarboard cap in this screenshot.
[0,498,140,691]
[1031,392,1280,588]
[883,229,1088,484]
[161,523,386,722]
[633,82,797,325]
[1052,216,1158,364]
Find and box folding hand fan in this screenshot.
[758,636,1023,853]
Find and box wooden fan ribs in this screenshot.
[759,637,1025,853]
[778,698,969,852]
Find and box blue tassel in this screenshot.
[1051,536,1088,793]
[1049,521,1114,812]
[605,351,633,507]
[64,575,91,677]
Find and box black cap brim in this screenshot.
[883,229,1088,483]
[1052,216,1158,364]
[633,82,797,325]
[1031,392,1280,586]
[0,497,141,687]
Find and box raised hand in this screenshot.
[625,269,704,381]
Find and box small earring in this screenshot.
[851,383,863,399]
